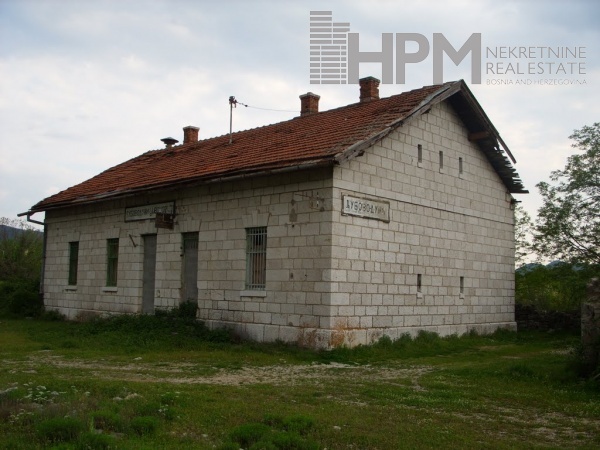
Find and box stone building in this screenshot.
[22,77,527,348]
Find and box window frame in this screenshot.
[106,238,119,287]
[68,241,79,286]
[245,227,267,291]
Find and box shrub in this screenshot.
[229,423,271,448]
[0,280,43,318]
[282,415,314,435]
[516,262,598,311]
[130,416,159,436]
[91,410,123,432]
[36,416,84,443]
[76,432,117,450]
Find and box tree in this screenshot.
[0,218,43,282]
[514,204,535,266]
[534,123,600,265]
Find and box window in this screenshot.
[68,242,79,285]
[459,157,463,175]
[417,274,422,293]
[417,144,423,164]
[439,151,444,170]
[460,276,465,296]
[246,227,267,290]
[106,238,119,287]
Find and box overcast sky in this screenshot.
[1,0,598,228]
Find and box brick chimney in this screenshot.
[183,126,199,144]
[299,92,320,116]
[359,76,380,102]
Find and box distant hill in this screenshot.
[516,260,585,274]
[0,224,43,240]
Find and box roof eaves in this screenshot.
[25,157,335,214]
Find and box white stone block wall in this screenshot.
[329,102,516,346]
[43,168,336,344]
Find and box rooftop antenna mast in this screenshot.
[229,96,248,144]
[229,96,237,144]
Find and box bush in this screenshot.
[130,416,159,436]
[282,415,314,435]
[91,410,124,432]
[229,423,271,448]
[36,417,84,443]
[76,432,117,450]
[0,280,43,318]
[226,416,319,450]
[516,262,598,311]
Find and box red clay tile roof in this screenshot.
[27,81,525,213]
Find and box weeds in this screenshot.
[222,414,319,450]
[36,416,84,443]
[0,319,598,449]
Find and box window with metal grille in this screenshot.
[245,227,267,290]
[106,238,119,287]
[68,241,79,285]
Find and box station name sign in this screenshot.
[342,195,389,222]
[125,202,175,221]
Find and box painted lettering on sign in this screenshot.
[342,195,389,222]
[125,202,175,221]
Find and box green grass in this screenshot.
[0,317,599,449]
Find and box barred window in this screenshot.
[68,241,79,286]
[245,227,267,290]
[106,238,119,287]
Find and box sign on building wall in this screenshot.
[125,202,175,222]
[342,194,390,222]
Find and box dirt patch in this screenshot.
[11,354,433,388]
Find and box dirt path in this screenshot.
[5,353,432,388]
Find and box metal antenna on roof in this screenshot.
[229,96,237,144]
[228,96,248,144]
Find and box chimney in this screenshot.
[160,137,179,148]
[183,126,199,144]
[299,92,320,116]
[359,76,380,102]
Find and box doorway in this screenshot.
[182,232,199,304]
[142,234,157,314]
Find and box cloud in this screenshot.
[0,0,598,224]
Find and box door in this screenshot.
[182,232,199,304]
[142,234,157,314]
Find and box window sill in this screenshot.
[102,286,118,293]
[240,290,267,298]
[416,292,423,299]
[459,293,465,299]
[417,162,423,168]
[65,286,77,292]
